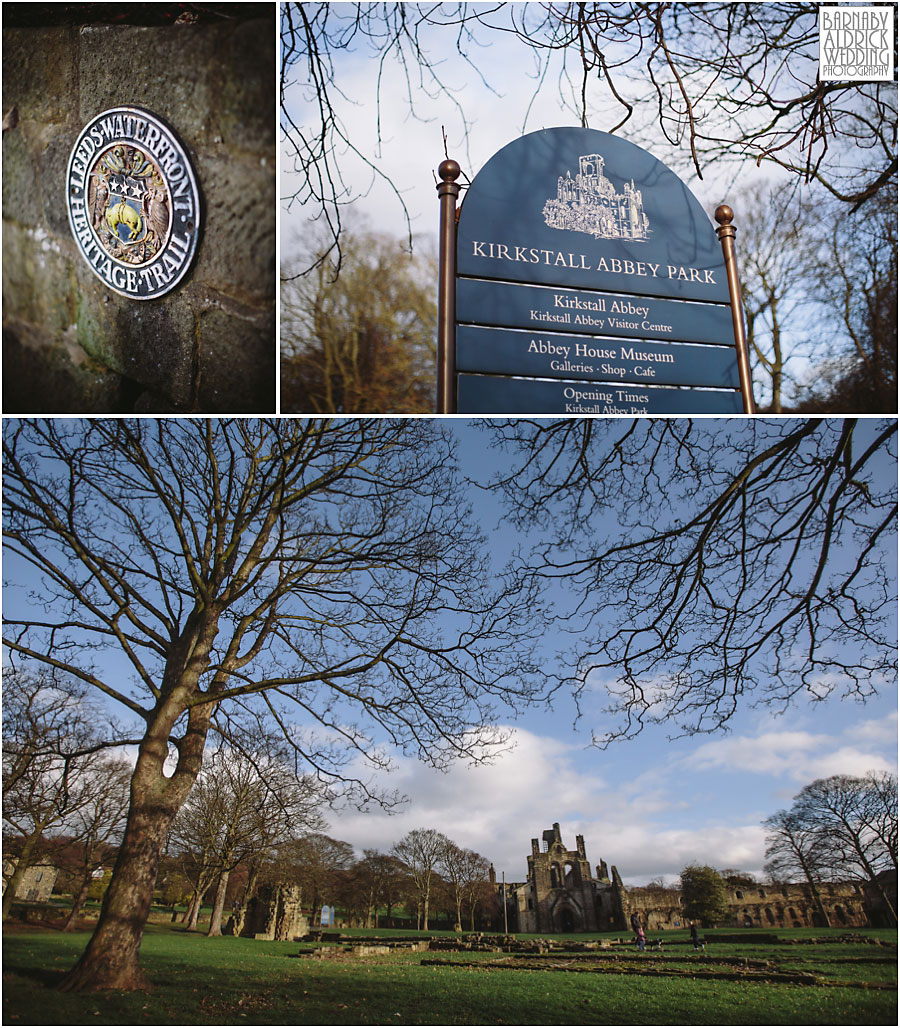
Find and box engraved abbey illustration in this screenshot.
[543,154,650,241]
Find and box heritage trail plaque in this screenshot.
[66,106,201,300]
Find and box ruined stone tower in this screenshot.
[502,823,627,933]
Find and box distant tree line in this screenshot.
[8,671,893,933]
[2,669,497,933]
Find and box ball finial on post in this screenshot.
[714,204,734,227]
[438,159,461,183]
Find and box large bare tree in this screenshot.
[392,827,451,930]
[762,808,832,927]
[483,417,897,743]
[438,841,492,932]
[769,773,897,925]
[796,184,898,413]
[353,848,408,929]
[793,774,897,921]
[2,418,546,990]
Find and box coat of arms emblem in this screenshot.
[90,144,170,263]
[66,107,200,300]
[543,153,650,241]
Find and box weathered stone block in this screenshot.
[74,287,196,408]
[2,221,76,333]
[3,320,131,413]
[194,153,275,306]
[2,126,43,229]
[195,303,275,413]
[2,27,78,125]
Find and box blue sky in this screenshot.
[325,419,897,885]
[3,417,896,886]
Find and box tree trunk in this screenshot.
[798,852,831,928]
[58,686,213,992]
[206,870,230,937]
[1,833,41,921]
[185,889,201,927]
[63,875,93,931]
[58,784,180,990]
[230,862,261,934]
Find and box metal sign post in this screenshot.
[436,159,461,414]
[715,204,756,414]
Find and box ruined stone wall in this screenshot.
[624,881,869,931]
[236,884,309,941]
[509,825,627,933]
[724,881,868,930]
[624,887,687,931]
[2,13,275,413]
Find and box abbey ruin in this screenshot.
[495,824,879,932]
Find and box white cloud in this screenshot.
[328,724,776,884]
[687,726,896,783]
[329,726,611,879]
[846,709,898,745]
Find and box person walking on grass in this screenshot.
[631,912,646,951]
[690,921,703,950]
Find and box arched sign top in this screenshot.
[457,127,728,303]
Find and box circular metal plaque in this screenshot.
[66,106,201,300]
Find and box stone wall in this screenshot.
[234,883,309,941]
[2,11,275,413]
[624,880,870,931]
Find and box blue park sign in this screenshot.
[452,127,742,413]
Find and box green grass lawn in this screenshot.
[2,923,896,1025]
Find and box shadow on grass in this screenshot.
[3,963,70,991]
